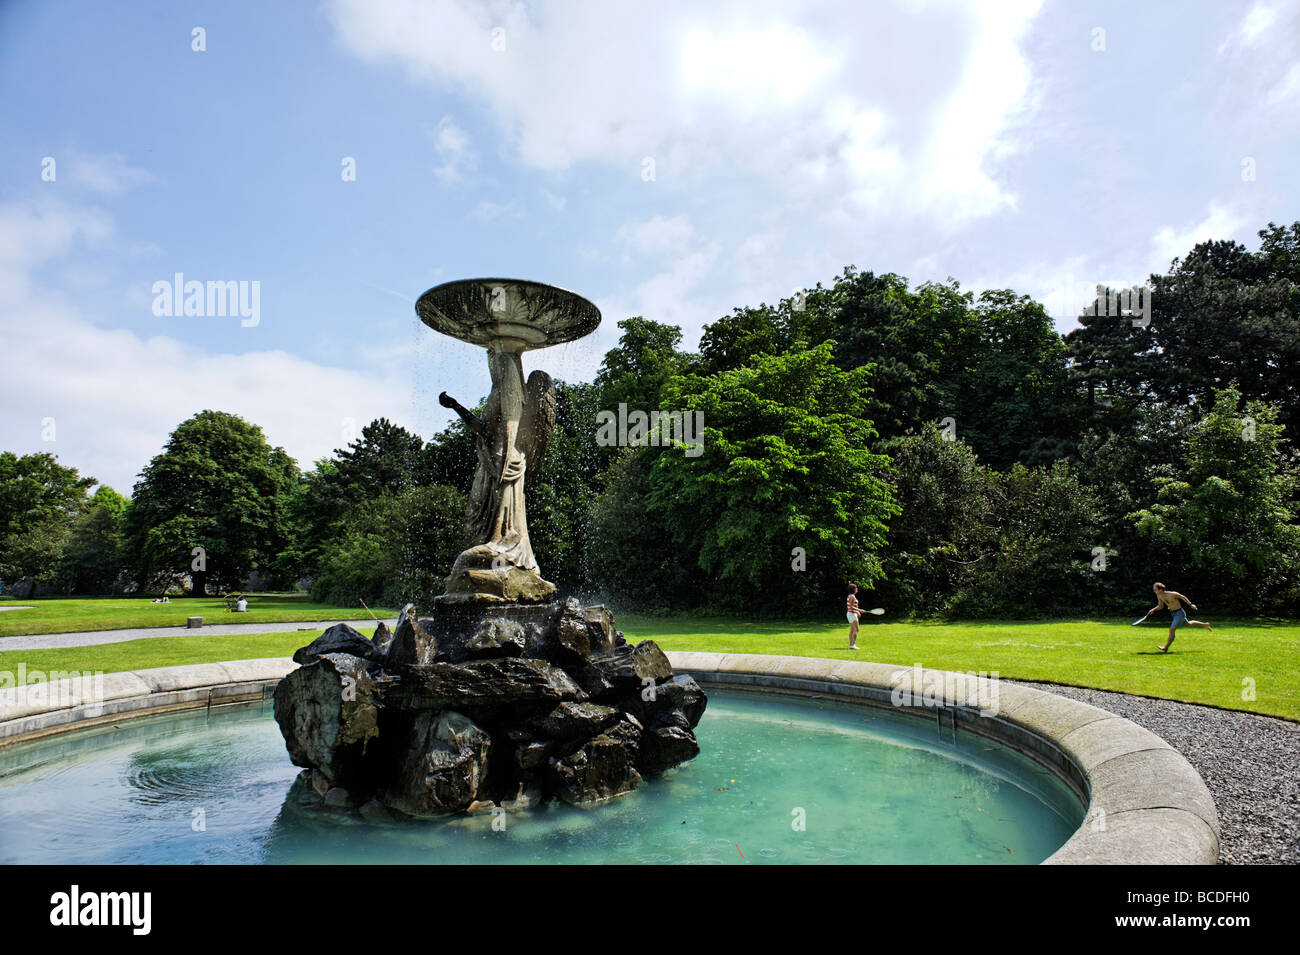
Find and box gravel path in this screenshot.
[0,619,394,652]
[1011,681,1299,865]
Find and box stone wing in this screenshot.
[519,369,556,491]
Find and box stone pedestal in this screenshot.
[440,544,557,603]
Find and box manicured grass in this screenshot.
[0,628,353,679]
[617,614,1300,722]
[1,615,1295,721]
[0,595,395,638]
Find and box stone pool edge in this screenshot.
[0,658,295,747]
[0,653,1219,865]
[668,651,1220,865]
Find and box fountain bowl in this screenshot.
[416,278,601,352]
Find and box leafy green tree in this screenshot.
[422,415,478,494]
[1148,224,1300,439]
[526,381,605,592]
[0,452,95,589]
[1130,387,1300,611]
[965,461,1106,616]
[804,271,965,438]
[648,342,898,613]
[1064,284,1157,437]
[310,484,464,608]
[696,270,1076,469]
[277,419,431,584]
[951,289,1077,469]
[57,486,128,594]
[873,429,995,615]
[123,411,300,594]
[331,418,425,501]
[593,316,694,415]
[588,447,700,610]
[697,303,790,375]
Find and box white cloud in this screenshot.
[1267,62,1300,107]
[1224,2,1280,51]
[0,199,415,493]
[0,199,112,306]
[917,0,1042,223]
[467,198,522,221]
[325,0,1044,224]
[1150,202,1249,271]
[1216,2,1300,114]
[432,115,474,183]
[614,214,695,259]
[65,151,155,196]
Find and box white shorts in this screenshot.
[846,611,858,623]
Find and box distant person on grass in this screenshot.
[846,584,861,651]
[1145,582,1211,652]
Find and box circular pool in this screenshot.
[0,687,1082,864]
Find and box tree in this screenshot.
[123,411,300,594]
[953,289,1077,469]
[588,447,700,610]
[57,486,128,594]
[0,452,95,588]
[593,316,693,415]
[525,381,605,593]
[647,342,898,613]
[310,484,465,609]
[278,419,431,584]
[1064,283,1157,437]
[874,429,995,616]
[698,303,790,375]
[955,460,1106,617]
[331,418,425,502]
[1148,224,1300,439]
[1130,387,1300,611]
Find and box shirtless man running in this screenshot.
[1146,582,1212,653]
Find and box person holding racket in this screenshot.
[1136,582,1212,652]
[845,585,884,650]
[846,584,863,650]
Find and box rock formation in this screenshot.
[274,599,707,816]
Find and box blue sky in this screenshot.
[1,0,1296,492]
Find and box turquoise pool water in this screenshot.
[0,688,1083,864]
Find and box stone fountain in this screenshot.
[273,279,706,817]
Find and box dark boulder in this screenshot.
[547,716,644,804]
[386,614,439,666]
[394,657,584,711]
[292,623,386,665]
[577,639,674,699]
[637,724,701,776]
[628,673,708,730]
[371,621,394,656]
[384,710,492,816]
[273,652,394,786]
[463,617,527,658]
[532,701,618,740]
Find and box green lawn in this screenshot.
[0,614,1295,721]
[0,595,396,638]
[619,614,1300,722]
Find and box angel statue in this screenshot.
[438,346,556,599]
[418,277,599,603]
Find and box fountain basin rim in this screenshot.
[0,652,1218,865]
